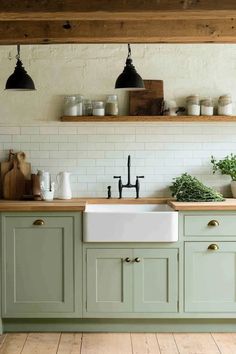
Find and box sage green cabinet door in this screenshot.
[2,215,76,317]
[185,242,236,313]
[133,249,178,313]
[86,249,132,313]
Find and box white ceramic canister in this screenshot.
[37,170,50,191]
[56,171,72,199]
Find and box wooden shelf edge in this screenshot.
[61,115,236,122]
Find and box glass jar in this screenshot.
[218,95,232,116]
[186,95,200,116]
[200,98,214,116]
[105,94,119,116]
[93,101,105,116]
[63,95,83,116]
[83,99,93,116]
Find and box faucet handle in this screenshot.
[113,176,121,179]
[136,176,145,179]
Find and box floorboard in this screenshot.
[174,333,220,354]
[0,333,28,354]
[156,333,179,354]
[212,332,236,354]
[21,333,61,354]
[81,333,132,354]
[57,333,82,354]
[131,333,160,354]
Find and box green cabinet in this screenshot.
[185,242,236,313]
[86,249,133,313]
[85,248,178,316]
[1,213,82,318]
[133,249,178,313]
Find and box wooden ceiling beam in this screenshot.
[1,0,236,20]
[1,19,236,44]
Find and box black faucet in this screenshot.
[113,155,144,199]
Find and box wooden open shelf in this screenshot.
[61,115,236,122]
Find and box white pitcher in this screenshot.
[56,172,72,200]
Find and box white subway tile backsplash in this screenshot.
[1,127,20,135]
[0,122,236,197]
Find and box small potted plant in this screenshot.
[211,154,236,197]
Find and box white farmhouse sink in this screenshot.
[83,204,178,242]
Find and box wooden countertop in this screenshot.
[1,198,236,211]
[168,199,236,211]
[0,198,169,211]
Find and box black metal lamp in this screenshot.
[115,44,145,90]
[5,45,36,91]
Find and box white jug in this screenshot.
[56,172,72,200]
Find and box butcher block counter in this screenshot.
[0,197,236,211]
[169,198,236,211]
[0,197,168,211]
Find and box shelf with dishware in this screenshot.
[61,115,236,122]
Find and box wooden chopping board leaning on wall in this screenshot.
[0,150,31,200]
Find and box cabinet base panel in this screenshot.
[3,319,236,333]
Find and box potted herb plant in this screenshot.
[211,154,236,197]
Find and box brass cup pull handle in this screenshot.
[33,219,45,226]
[134,257,141,263]
[125,257,131,263]
[208,220,219,227]
[208,244,219,251]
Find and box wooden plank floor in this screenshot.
[0,333,235,353]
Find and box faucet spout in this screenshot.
[113,155,144,199]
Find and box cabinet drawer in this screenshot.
[184,215,236,236]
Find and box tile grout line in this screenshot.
[20,332,29,354]
[210,333,222,354]
[56,332,62,354]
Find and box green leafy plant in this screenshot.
[170,173,224,202]
[211,154,236,181]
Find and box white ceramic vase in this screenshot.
[231,180,236,198]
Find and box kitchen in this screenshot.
[1,1,236,353]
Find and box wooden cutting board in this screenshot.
[16,152,31,179]
[129,80,164,115]
[0,150,14,197]
[3,159,25,200]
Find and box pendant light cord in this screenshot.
[127,43,131,59]
[16,44,20,60]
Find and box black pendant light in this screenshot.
[5,45,36,91]
[115,44,145,90]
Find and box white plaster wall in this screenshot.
[0,44,236,197]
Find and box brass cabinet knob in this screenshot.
[208,220,219,227]
[208,244,219,251]
[134,257,141,263]
[125,257,131,263]
[33,219,45,226]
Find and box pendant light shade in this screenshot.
[115,44,145,90]
[5,45,36,91]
